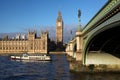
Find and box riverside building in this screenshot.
[0,31,48,54]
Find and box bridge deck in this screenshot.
[86,52,120,65]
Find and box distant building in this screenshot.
[0,31,48,54]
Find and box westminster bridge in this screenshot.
[66,0,120,65]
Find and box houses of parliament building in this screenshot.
[0,11,63,54]
[0,31,49,54]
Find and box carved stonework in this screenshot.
[56,11,63,44]
[0,31,48,54]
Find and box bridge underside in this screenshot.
[86,25,120,65]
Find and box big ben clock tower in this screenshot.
[56,11,63,45]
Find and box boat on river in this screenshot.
[10,53,51,61]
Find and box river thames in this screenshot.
[0,54,71,80]
[0,54,120,80]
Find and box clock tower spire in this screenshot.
[56,11,63,45]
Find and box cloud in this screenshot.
[0,24,79,44]
[41,24,78,43]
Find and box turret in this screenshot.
[28,30,37,40]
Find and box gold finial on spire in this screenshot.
[57,11,62,21]
[58,11,61,17]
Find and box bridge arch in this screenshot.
[83,21,120,64]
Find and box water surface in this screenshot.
[0,54,70,80]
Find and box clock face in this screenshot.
[58,22,61,26]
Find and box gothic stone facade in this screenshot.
[0,31,48,54]
[56,11,63,45]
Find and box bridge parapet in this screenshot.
[83,0,120,34]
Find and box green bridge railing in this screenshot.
[82,0,120,34]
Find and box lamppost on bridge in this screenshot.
[77,9,82,31]
[76,9,83,61]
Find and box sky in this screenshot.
[0,0,108,33]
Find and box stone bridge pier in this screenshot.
[75,27,82,61]
[66,39,76,58]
